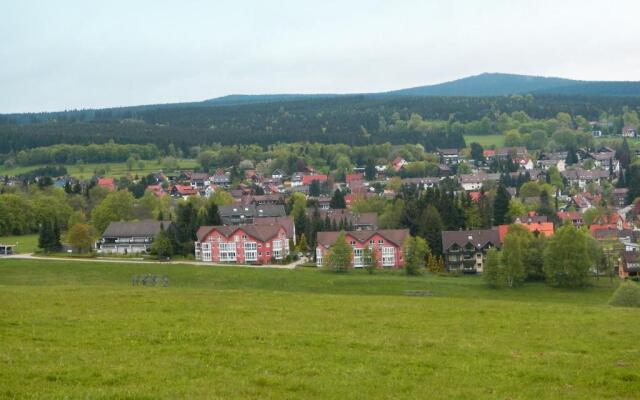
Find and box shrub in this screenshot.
[609,281,640,308]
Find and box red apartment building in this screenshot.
[315,229,409,269]
[195,224,290,264]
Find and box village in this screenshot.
[2,127,639,282]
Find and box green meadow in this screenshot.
[0,159,198,179]
[0,234,38,254]
[0,259,638,399]
[464,134,506,148]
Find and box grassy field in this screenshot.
[0,159,198,179]
[0,234,39,253]
[0,259,638,399]
[464,134,506,148]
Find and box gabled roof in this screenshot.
[442,229,501,251]
[316,229,409,248]
[302,174,328,185]
[102,220,172,238]
[196,224,285,243]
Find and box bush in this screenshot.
[609,281,640,308]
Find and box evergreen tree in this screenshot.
[308,179,321,197]
[151,228,174,259]
[329,189,346,209]
[537,190,555,220]
[617,137,631,171]
[52,219,61,249]
[565,146,578,165]
[493,184,511,225]
[296,233,309,254]
[203,202,221,225]
[365,158,377,181]
[418,205,443,255]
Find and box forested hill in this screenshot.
[2,94,640,155]
[3,73,640,126]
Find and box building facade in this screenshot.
[195,224,290,264]
[441,229,501,273]
[315,229,409,269]
[96,220,173,254]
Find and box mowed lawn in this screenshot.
[464,134,505,148]
[0,260,639,399]
[0,234,39,253]
[0,159,198,179]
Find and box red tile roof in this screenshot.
[302,174,328,185]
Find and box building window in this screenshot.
[350,240,356,246]
[353,248,364,267]
[378,240,384,246]
[382,247,395,267]
[244,242,257,262]
[202,242,212,262]
[219,242,236,262]
[273,240,283,259]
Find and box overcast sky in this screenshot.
[2,0,640,113]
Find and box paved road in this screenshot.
[2,253,307,270]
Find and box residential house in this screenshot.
[441,229,501,273]
[315,229,409,268]
[438,148,461,165]
[96,220,173,255]
[195,224,290,264]
[250,194,284,206]
[483,149,496,163]
[619,251,640,279]
[497,221,554,242]
[401,177,441,190]
[171,184,199,199]
[495,146,527,161]
[146,184,166,197]
[513,212,548,224]
[622,125,638,138]
[271,169,285,181]
[97,177,116,192]
[211,170,231,187]
[308,209,378,231]
[556,211,584,226]
[459,172,500,191]
[189,172,210,190]
[218,204,286,225]
[587,148,618,173]
[537,158,566,172]
[346,173,364,186]
[613,188,629,208]
[391,157,408,172]
[291,172,305,187]
[562,168,609,190]
[302,174,328,186]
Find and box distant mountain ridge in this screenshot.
[2,73,640,120]
[202,72,640,105]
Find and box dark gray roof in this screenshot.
[442,229,501,251]
[102,220,172,238]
